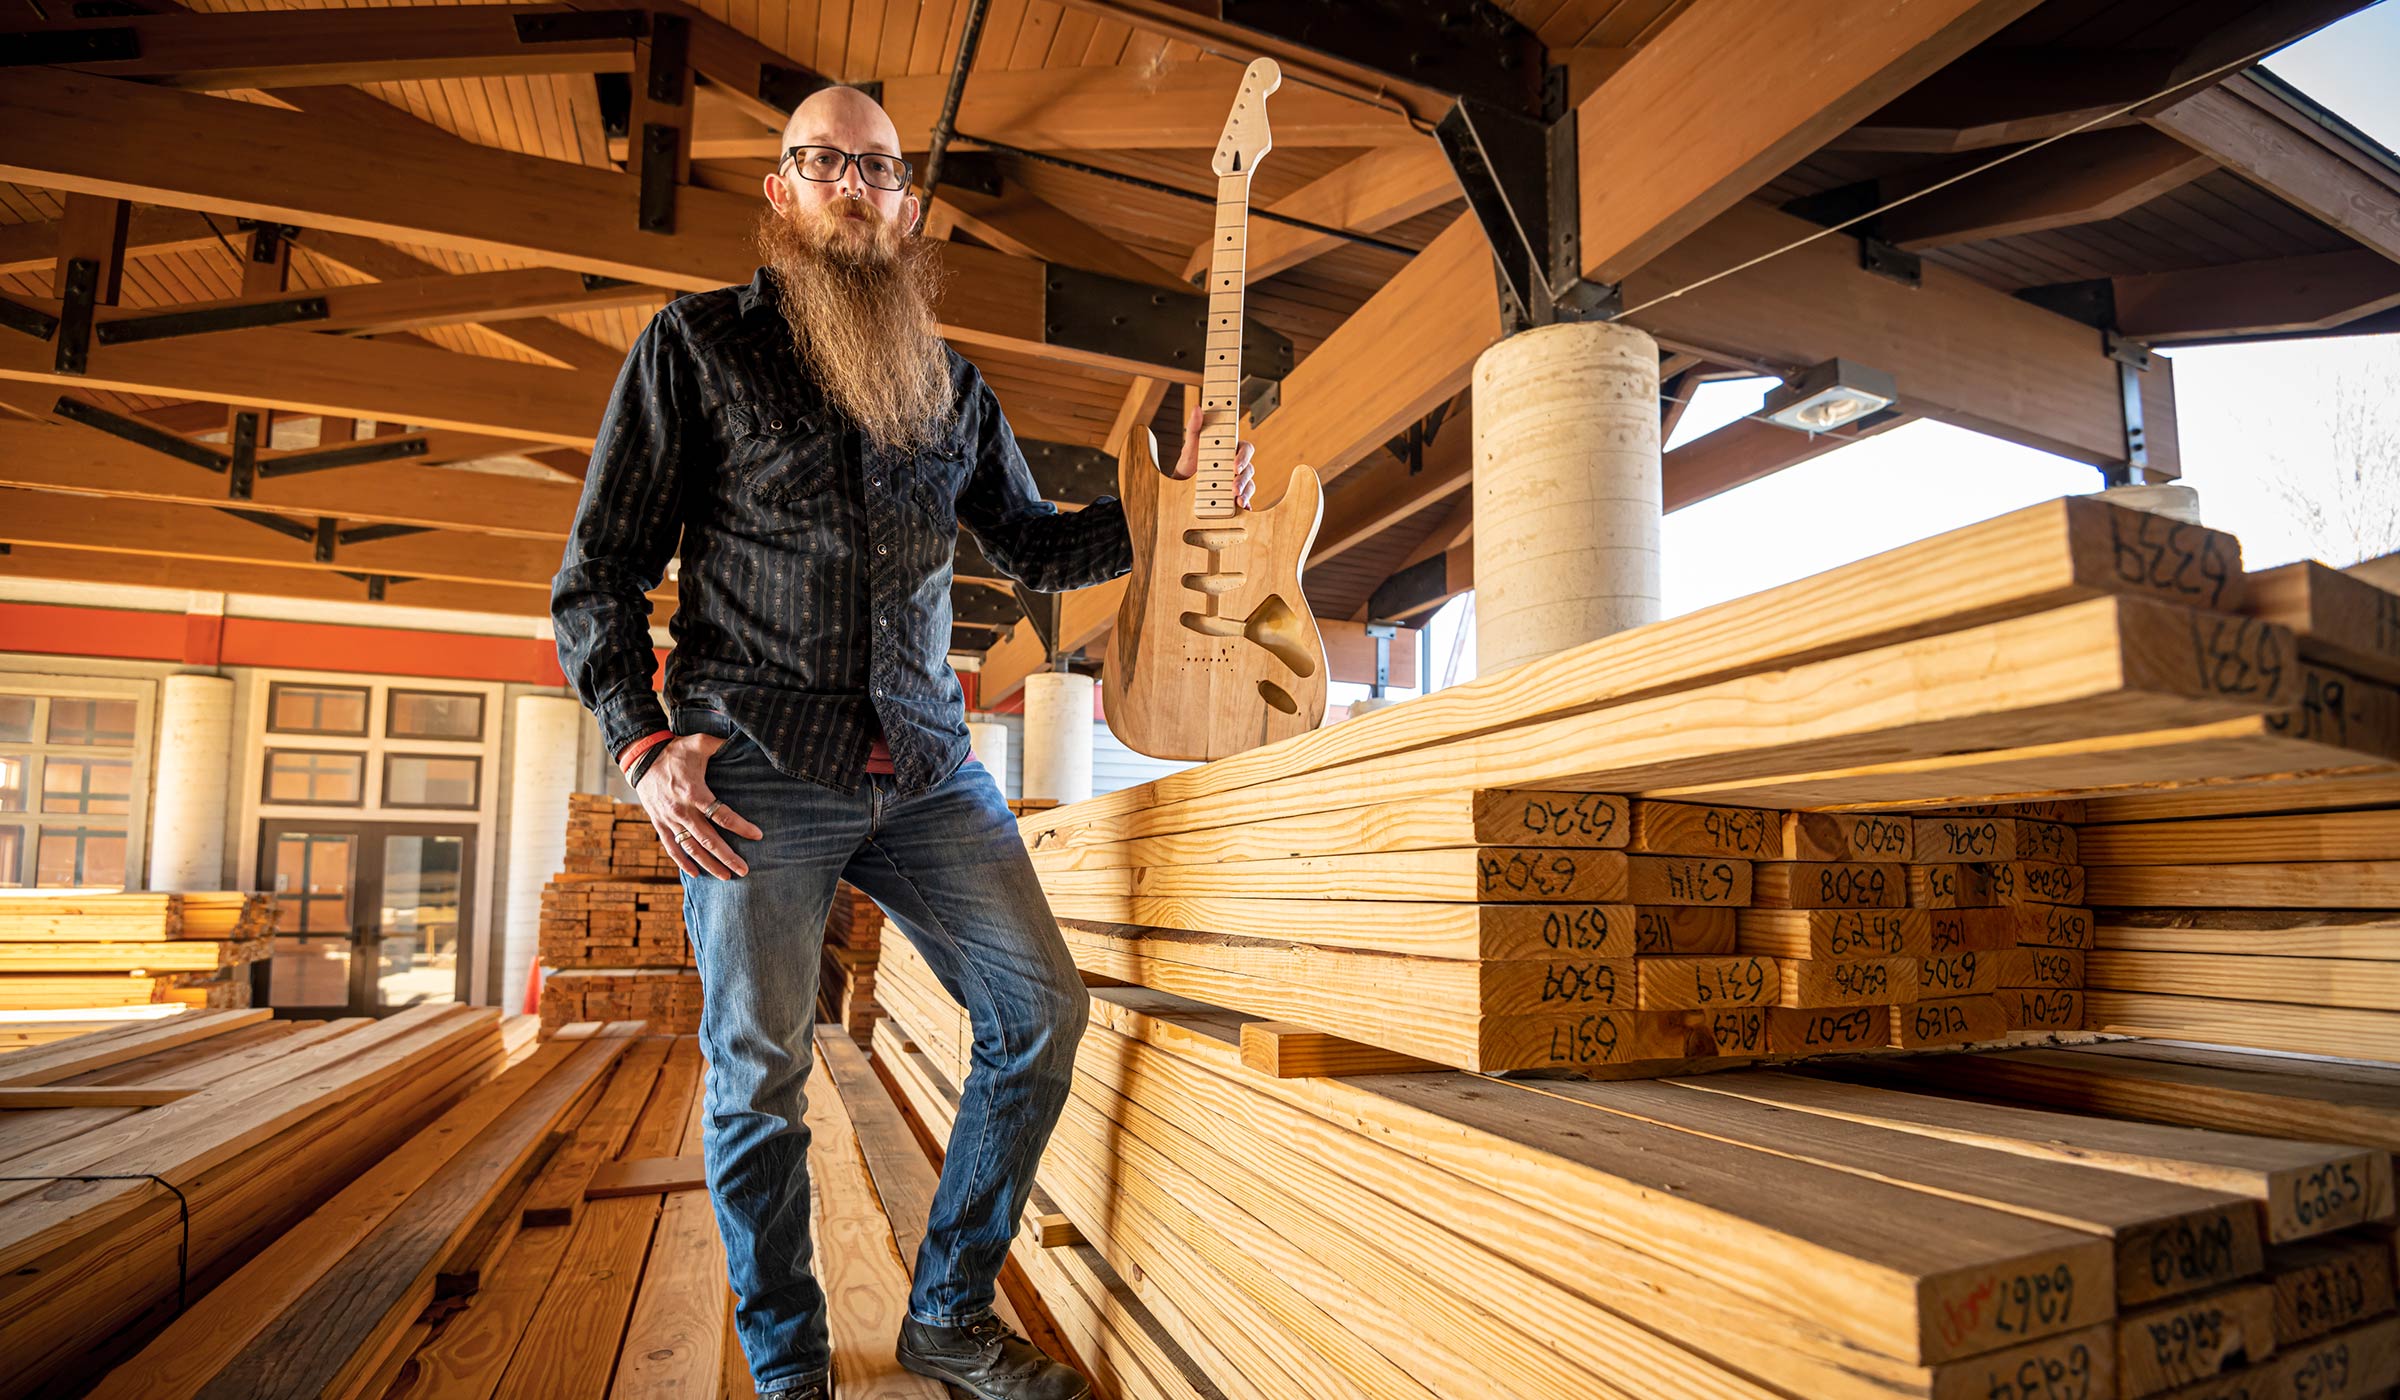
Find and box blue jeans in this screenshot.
[677,722,1089,1392]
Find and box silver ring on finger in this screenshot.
[700,799,724,821]
[673,829,695,847]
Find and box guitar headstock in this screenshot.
[1212,58,1282,178]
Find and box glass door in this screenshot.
[257,820,475,1015]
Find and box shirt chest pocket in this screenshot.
[717,401,837,505]
[910,445,964,534]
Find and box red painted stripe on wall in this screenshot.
[0,601,189,661]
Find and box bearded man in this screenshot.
[552,85,1252,1400]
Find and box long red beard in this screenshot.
[753,199,955,454]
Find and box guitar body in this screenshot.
[1104,426,1327,760]
[1101,56,1331,761]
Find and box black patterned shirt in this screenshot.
[551,266,1134,795]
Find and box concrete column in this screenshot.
[2094,481,2203,525]
[966,720,1010,782]
[1472,320,1663,676]
[1022,672,1094,805]
[503,696,584,1013]
[147,674,234,891]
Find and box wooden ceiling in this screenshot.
[1,0,2396,661]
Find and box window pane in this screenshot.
[268,935,353,1006]
[0,754,23,812]
[0,697,31,743]
[47,698,135,747]
[42,757,131,816]
[36,828,124,887]
[388,691,483,741]
[384,754,478,808]
[268,832,354,933]
[268,685,369,736]
[379,834,462,1007]
[265,750,365,805]
[0,828,21,887]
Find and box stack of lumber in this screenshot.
[543,795,700,1039]
[873,943,2400,1400]
[0,892,276,1011]
[563,792,677,878]
[0,1004,528,1400]
[536,877,691,967]
[2073,776,2400,1063]
[1023,497,2318,1075]
[538,967,702,1036]
[2047,556,2400,1063]
[819,882,886,1046]
[82,1022,983,1400]
[1824,1041,2400,1398]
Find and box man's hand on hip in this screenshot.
[637,734,765,879]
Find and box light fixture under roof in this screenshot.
[1761,358,1898,434]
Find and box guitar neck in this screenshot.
[1195,172,1251,521]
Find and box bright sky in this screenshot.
[1333,2,2400,709]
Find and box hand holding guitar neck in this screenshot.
[1165,401,1256,511]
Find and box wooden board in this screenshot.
[1737,908,1933,960]
[1681,1072,2394,1244]
[2242,562,2400,687]
[1780,810,1916,862]
[1124,848,1753,906]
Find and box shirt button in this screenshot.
[870,476,882,489]
[876,544,889,556]
[768,419,783,431]
[874,686,887,697]
[877,615,888,627]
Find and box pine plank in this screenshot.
[1679,1073,2393,1244]
[1514,1076,2262,1307]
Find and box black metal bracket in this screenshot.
[1858,238,1922,289]
[258,435,429,479]
[1016,439,1120,505]
[335,569,415,600]
[1435,96,1615,333]
[312,516,337,563]
[226,410,260,500]
[514,8,649,43]
[54,258,99,376]
[336,522,433,547]
[1011,582,1065,663]
[96,295,329,346]
[1214,0,1546,118]
[1042,266,1293,387]
[52,395,227,473]
[0,26,140,64]
[580,272,633,292]
[638,124,681,233]
[644,12,689,105]
[1239,375,1280,426]
[0,295,58,343]
[2115,351,2148,478]
[1383,397,1453,474]
[216,507,319,546]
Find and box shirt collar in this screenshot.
[738,265,777,316]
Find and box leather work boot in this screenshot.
[896,1314,1092,1399]
[757,1374,831,1400]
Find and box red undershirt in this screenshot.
[863,723,895,775]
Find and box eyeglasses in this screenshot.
[779,145,913,192]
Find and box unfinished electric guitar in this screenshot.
[1103,58,1328,761]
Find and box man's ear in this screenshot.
[901,191,922,232]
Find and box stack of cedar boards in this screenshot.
[0,892,276,1011]
[81,1023,1006,1400]
[0,1004,530,1400]
[541,796,701,1037]
[820,881,886,1047]
[1027,497,2371,1076]
[2063,564,2400,1063]
[872,945,2400,1400]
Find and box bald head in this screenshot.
[781,85,902,159]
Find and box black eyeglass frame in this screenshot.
[778,145,915,192]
